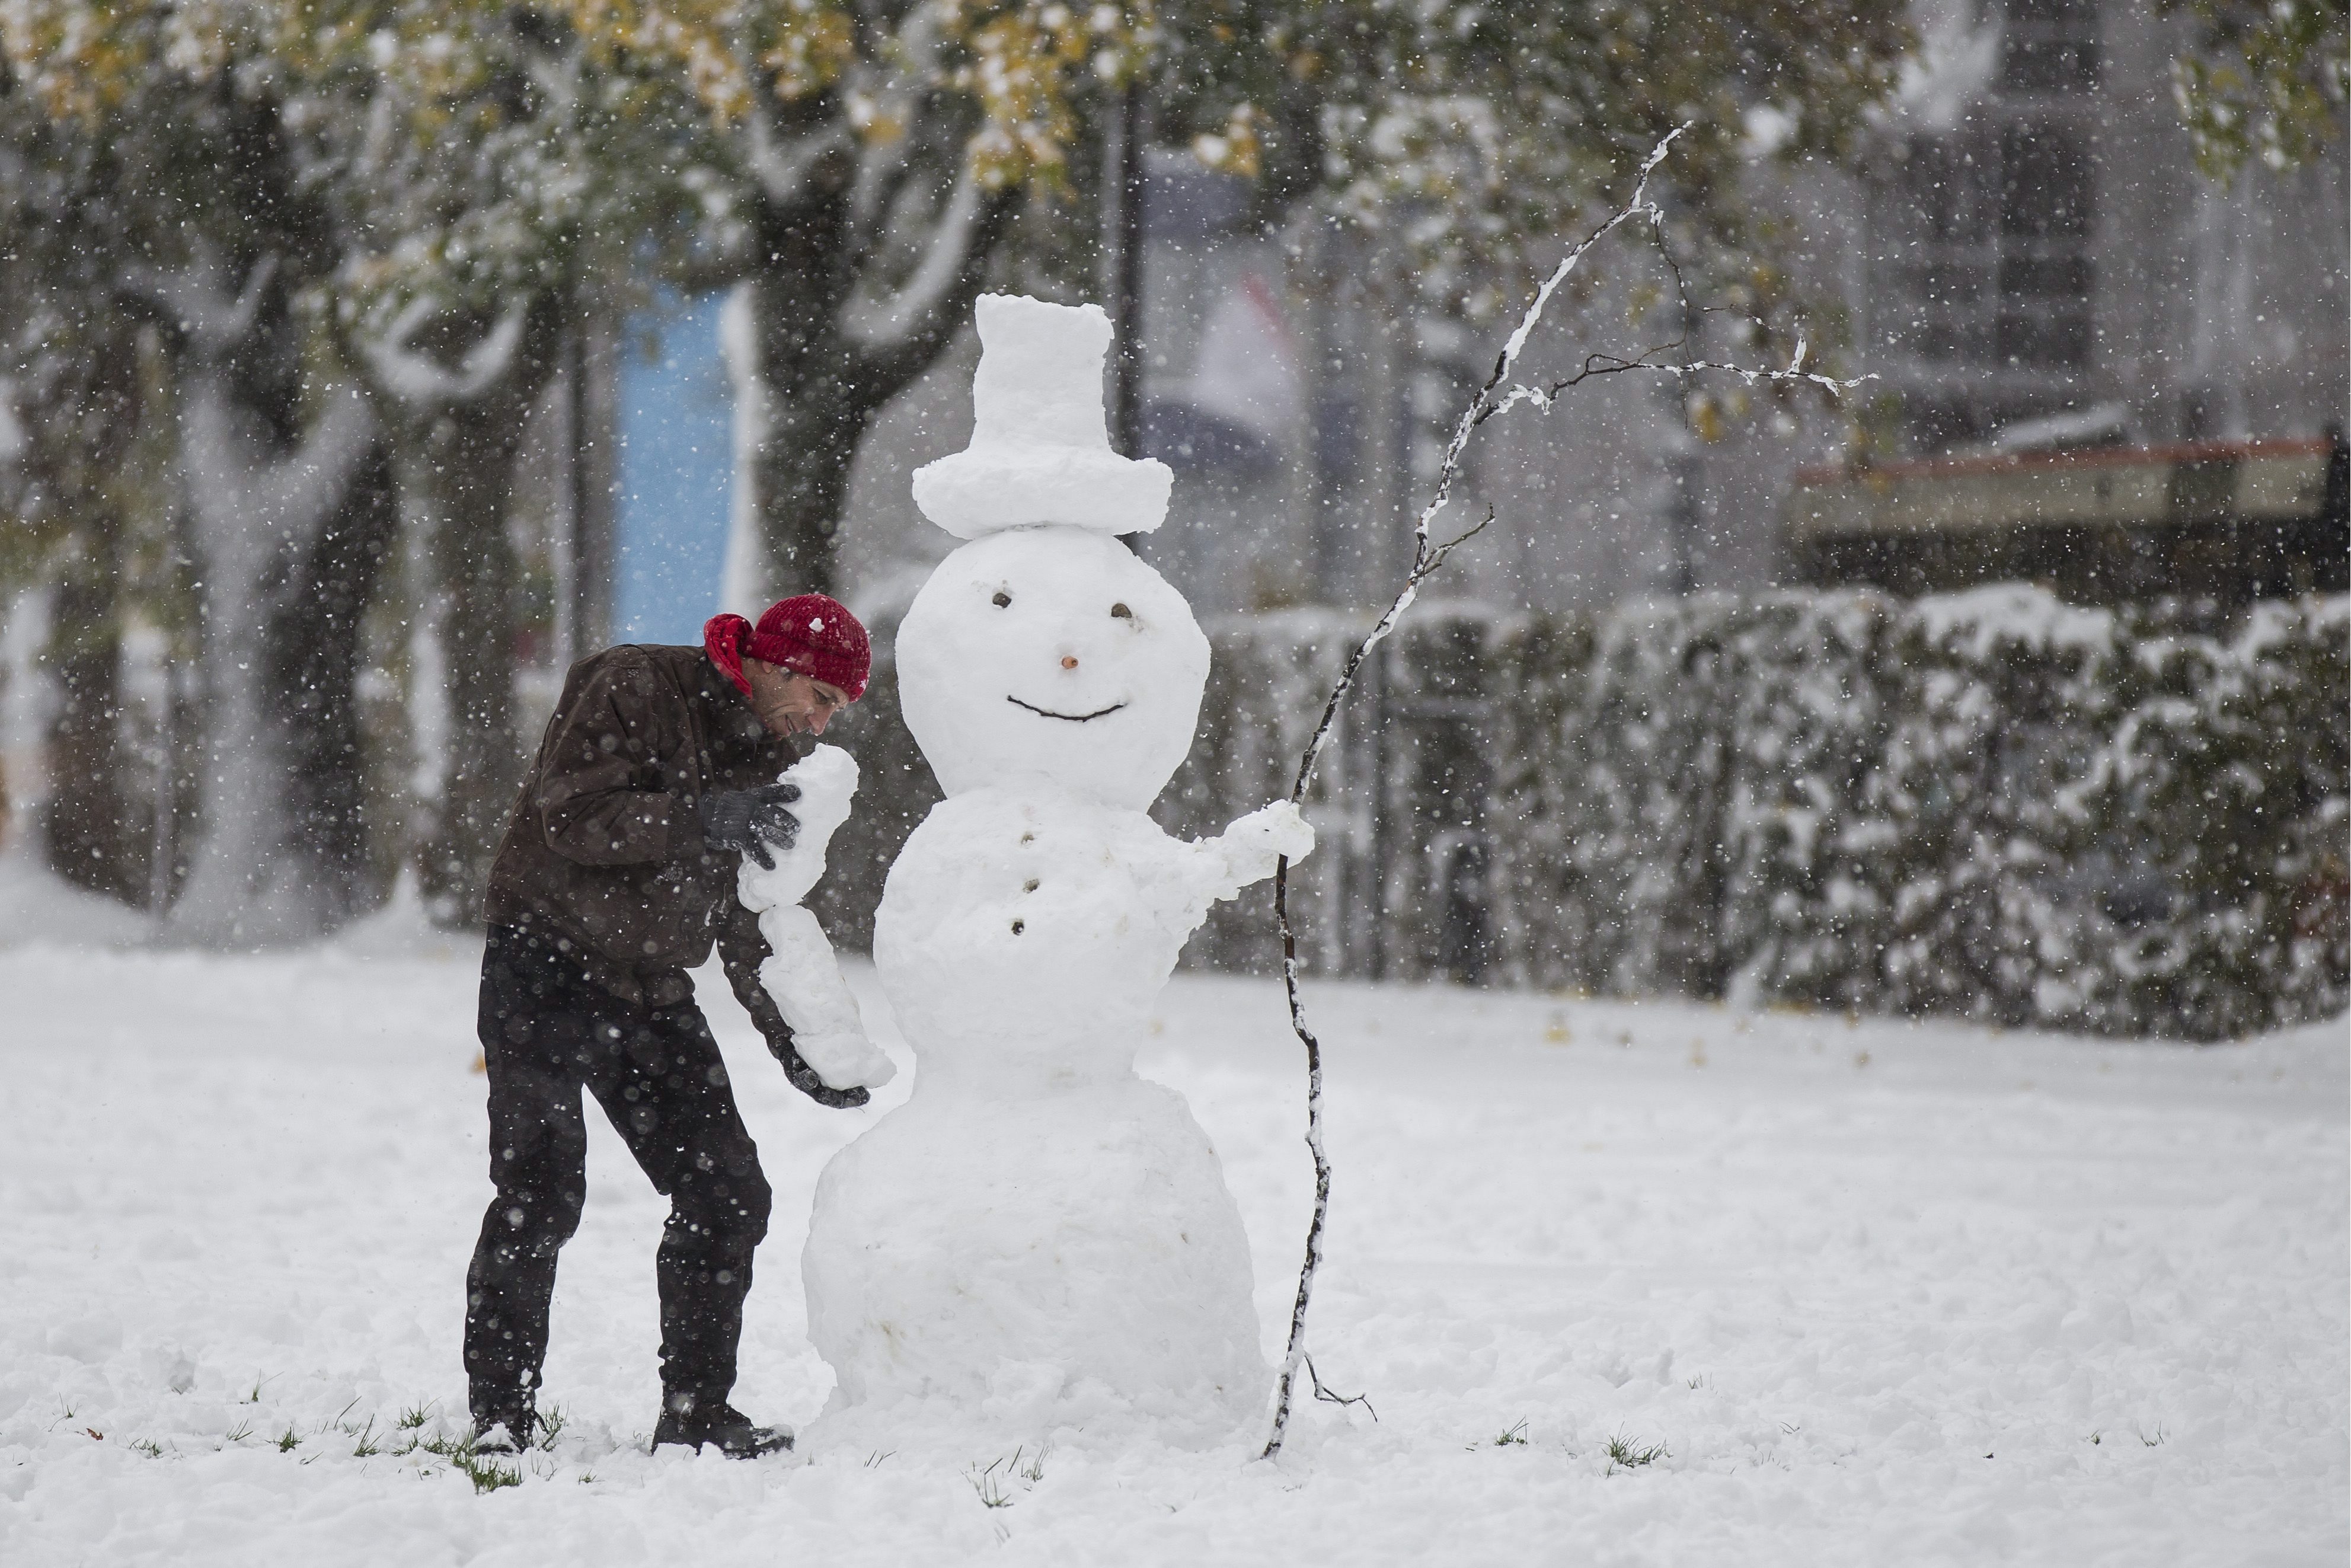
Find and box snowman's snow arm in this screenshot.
[726,745,898,1098]
[1182,800,1315,911]
[714,907,871,1107]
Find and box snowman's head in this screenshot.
[897,526,1208,810]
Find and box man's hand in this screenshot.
[700,783,801,870]
[771,1038,870,1109]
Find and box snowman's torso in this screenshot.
[873,784,1200,1085]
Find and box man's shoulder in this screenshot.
[568,643,704,694]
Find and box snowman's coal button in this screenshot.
[1024,879,1039,892]
[1010,919,1025,934]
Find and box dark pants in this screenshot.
[464,923,773,1420]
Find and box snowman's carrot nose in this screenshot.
[1060,655,1078,669]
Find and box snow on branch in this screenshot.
[253,384,380,547]
[356,295,529,408]
[1258,126,1872,1464]
[120,253,279,359]
[744,111,857,206]
[844,167,994,359]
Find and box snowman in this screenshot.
[800,293,1313,1447]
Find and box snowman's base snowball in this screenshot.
[802,1077,1267,1449]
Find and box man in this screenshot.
[464,595,872,1460]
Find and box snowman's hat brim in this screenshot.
[912,443,1173,539]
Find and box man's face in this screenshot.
[743,658,849,738]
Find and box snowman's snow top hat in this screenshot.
[911,293,1174,538]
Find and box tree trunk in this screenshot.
[28,328,146,901]
[390,299,564,925]
[157,266,391,947]
[413,407,528,924]
[744,283,869,596]
[731,155,1015,601]
[40,517,138,900]
[267,439,399,927]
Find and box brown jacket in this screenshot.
[486,643,802,1013]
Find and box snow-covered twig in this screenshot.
[1257,126,1870,1462]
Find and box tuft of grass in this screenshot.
[242,1376,271,1406]
[275,1426,301,1454]
[458,1451,522,1494]
[395,1402,435,1430]
[223,1420,253,1445]
[130,1438,164,1458]
[1605,1432,1669,1473]
[966,1456,1014,1509]
[863,1449,895,1468]
[2136,1423,2167,1448]
[1017,1444,1049,1484]
[417,1425,475,1461]
[577,1471,597,1485]
[533,1405,567,1451]
[350,1418,382,1458]
[1494,1419,1529,1447]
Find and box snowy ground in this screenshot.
[2,900,2344,1565]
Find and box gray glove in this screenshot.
[699,782,801,870]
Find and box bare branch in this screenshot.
[1306,1355,1376,1422]
[1258,126,1873,1462]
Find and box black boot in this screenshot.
[652,1392,792,1458]
[471,1401,540,1455]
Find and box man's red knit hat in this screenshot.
[704,594,870,702]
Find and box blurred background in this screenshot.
[1,0,2343,1035]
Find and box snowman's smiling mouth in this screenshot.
[1007,695,1127,723]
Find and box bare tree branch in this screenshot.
[1258,126,1870,1462]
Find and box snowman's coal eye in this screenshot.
[1110,602,1132,620]
[991,590,1012,608]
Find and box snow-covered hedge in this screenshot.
[817,588,2347,1042]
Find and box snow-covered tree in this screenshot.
[2161,0,2347,176]
[0,89,153,900]
[296,0,697,918]
[4,2,403,941]
[5,0,710,926]
[574,0,1911,596]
